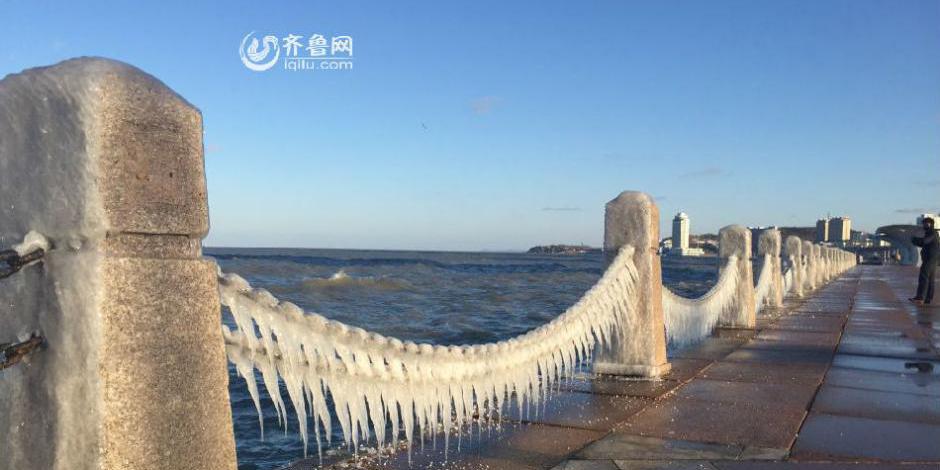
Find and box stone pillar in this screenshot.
[718,225,755,328]
[594,191,671,377]
[0,59,236,470]
[757,229,783,308]
[784,236,803,297]
[802,240,816,291]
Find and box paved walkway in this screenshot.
[290,266,940,469]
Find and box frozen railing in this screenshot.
[219,192,857,459]
[0,58,857,469]
[221,245,639,458]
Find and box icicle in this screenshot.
[661,255,740,346]
[219,245,641,460]
[753,254,774,313]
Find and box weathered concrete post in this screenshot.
[0,59,236,470]
[594,191,671,377]
[802,240,816,291]
[757,229,784,308]
[718,225,756,328]
[784,236,803,297]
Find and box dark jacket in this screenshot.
[912,229,939,263]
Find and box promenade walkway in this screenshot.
[290,265,939,470]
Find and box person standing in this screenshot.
[910,217,938,305]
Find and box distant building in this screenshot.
[667,212,705,256]
[816,219,829,243]
[851,231,868,247]
[673,212,690,250]
[816,216,851,246]
[852,232,888,249]
[829,217,851,246]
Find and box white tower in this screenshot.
[672,212,690,250]
[667,212,704,256]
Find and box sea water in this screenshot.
[208,248,721,470]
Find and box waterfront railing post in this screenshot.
[0,58,237,470]
[784,236,804,297]
[718,225,756,328]
[802,240,816,291]
[594,191,672,377]
[758,228,784,308]
[813,244,824,286]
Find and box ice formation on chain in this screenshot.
[661,255,740,346]
[219,245,640,460]
[752,254,774,313]
[10,230,49,256]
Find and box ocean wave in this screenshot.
[301,269,413,292]
[208,251,600,275]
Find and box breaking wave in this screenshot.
[302,269,413,292]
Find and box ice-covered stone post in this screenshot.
[594,191,671,377]
[718,225,755,328]
[0,59,236,470]
[784,236,803,297]
[813,244,824,286]
[802,240,816,291]
[821,247,832,281]
[758,229,784,308]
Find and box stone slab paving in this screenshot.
[288,266,940,469]
[789,266,940,463]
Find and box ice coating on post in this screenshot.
[593,191,671,377]
[813,244,824,287]
[0,58,236,470]
[753,253,775,313]
[757,229,783,308]
[802,240,816,291]
[717,225,755,328]
[822,247,829,282]
[784,236,803,297]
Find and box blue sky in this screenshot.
[3,1,938,250]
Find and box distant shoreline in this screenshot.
[526,244,601,255]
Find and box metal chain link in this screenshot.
[0,335,43,370]
[0,234,49,370]
[0,247,45,280]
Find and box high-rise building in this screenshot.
[672,212,690,250]
[816,219,829,243]
[829,217,851,245]
[668,212,704,256]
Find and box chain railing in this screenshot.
[0,231,50,371]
